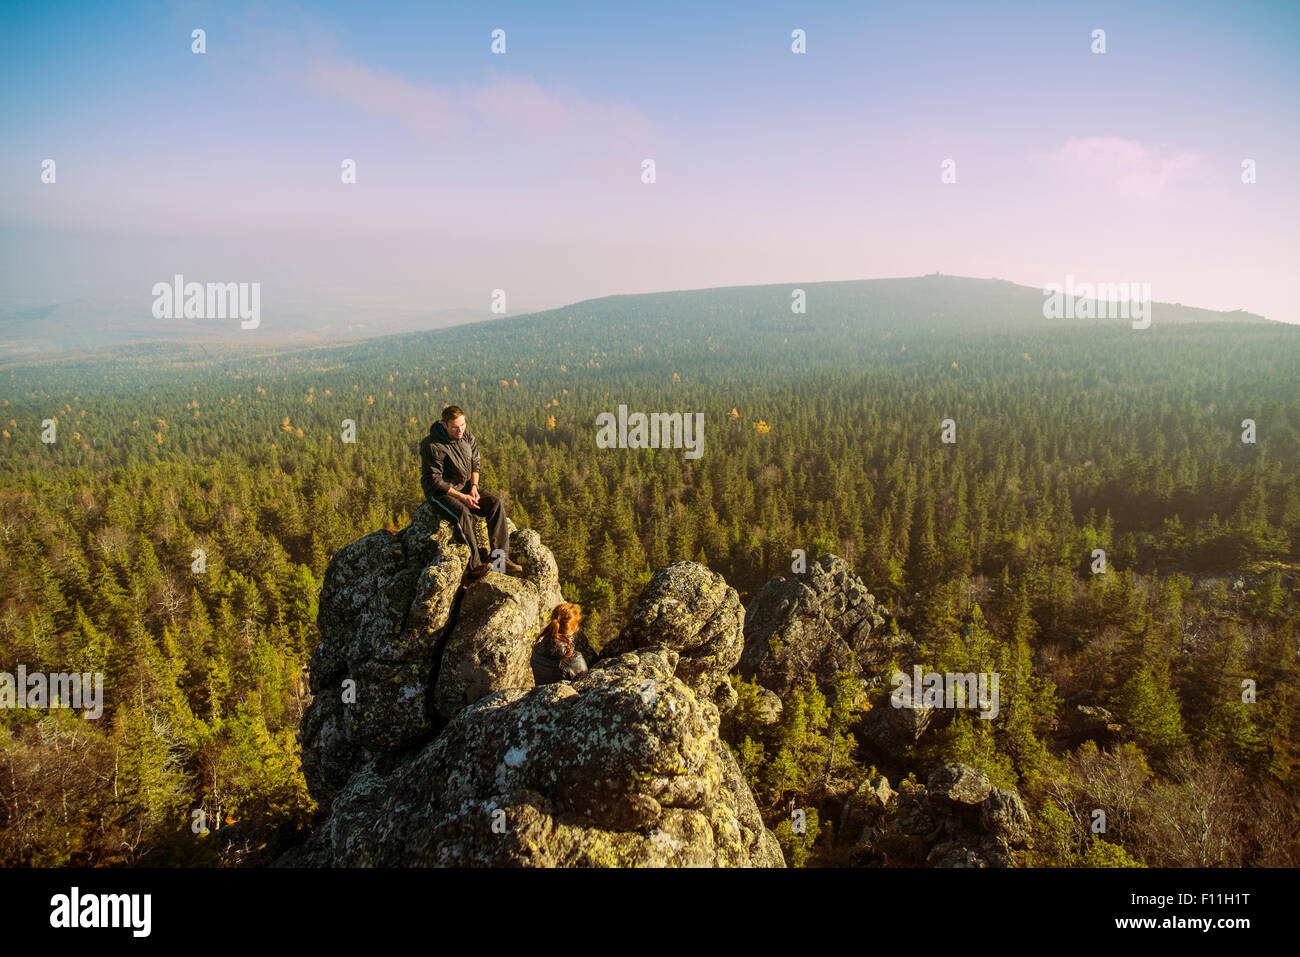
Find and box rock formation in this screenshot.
[288,519,1037,869]
[601,561,744,712]
[300,504,473,808]
[739,554,901,697]
[839,764,1032,867]
[1055,701,1123,750]
[283,507,783,867]
[432,529,562,719]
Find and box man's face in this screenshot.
[445,415,467,439]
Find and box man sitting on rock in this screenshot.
[420,404,523,580]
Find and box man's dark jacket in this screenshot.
[419,421,482,502]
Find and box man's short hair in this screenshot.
[441,405,465,423]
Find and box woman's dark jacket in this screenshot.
[531,634,589,684]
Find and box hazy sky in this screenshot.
[2,0,1298,324]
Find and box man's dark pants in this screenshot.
[430,488,509,572]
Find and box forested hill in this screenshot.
[0,274,1272,372]
[0,275,1296,866]
[507,273,1270,338]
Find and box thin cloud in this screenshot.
[1035,137,1204,200]
[309,60,654,162]
[310,60,460,137]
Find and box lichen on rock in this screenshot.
[284,515,782,868]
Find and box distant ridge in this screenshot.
[0,275,1276,365]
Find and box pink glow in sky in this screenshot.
[1,1,1296,324]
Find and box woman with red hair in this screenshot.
[531,602,589,684]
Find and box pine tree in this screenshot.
[1116,664,1188,762]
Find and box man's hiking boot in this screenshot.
[467,562,492,581]
[503,559,524,577]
